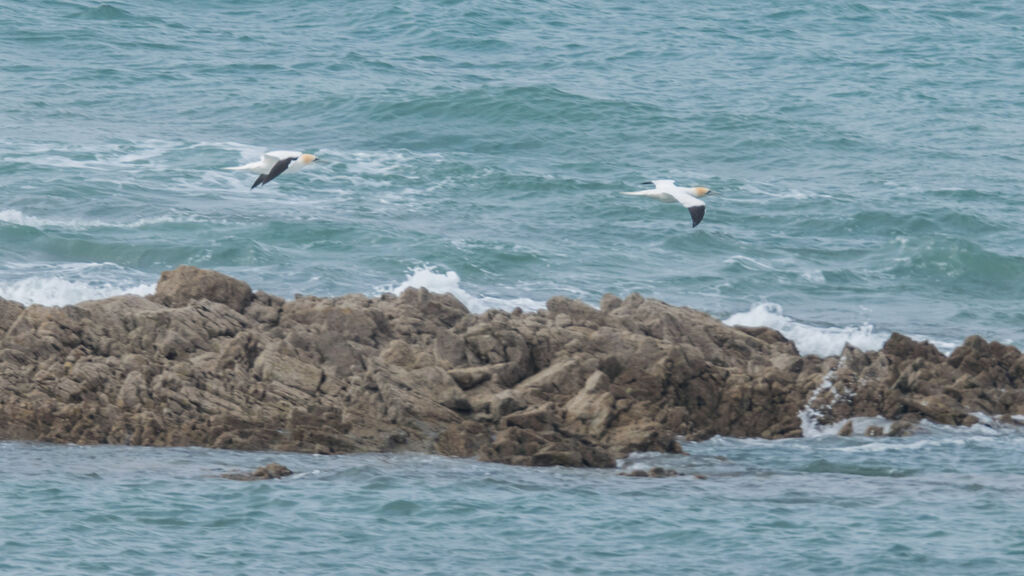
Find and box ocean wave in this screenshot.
[888,237,1024,294]
[722,255,776,272]
[0,275,154,306]
[806,415,1024,448]
[363,85,665,137]
[70,4,141,22]
[0,209,199,231]
[737,182,816,201]
[378,266,546,314]
[724,302,888,357]
[380,270,912,359]
[341,149,444,177]
[3,139,186,170]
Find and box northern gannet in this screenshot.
[226,150,318,189]
[623,180,713,228]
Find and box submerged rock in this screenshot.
[621,467,680,478]
[0,266,1021,468]
[221,462,293,481]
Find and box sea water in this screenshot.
[3,425,1024,575]
[1,1,1022,573]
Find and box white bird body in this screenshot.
[623,179,711,227]
[225,150,308,173]
[226,150,318,188]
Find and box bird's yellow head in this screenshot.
[298,153,318,166]
[693,187,712,197]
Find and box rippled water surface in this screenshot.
[4,426,1024,575]
[2,1,1024,573]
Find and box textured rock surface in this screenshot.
[1,266,1021,467]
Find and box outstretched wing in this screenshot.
[263,150,302,163]
[251,156,297,189]
[625,180,673,200]
[225,159,262,172]
[665,189,707,228]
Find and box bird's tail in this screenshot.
[224,165,248,171]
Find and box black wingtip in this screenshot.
[249,156,297,189]
[641,181,653,185]
[688,205,706,228]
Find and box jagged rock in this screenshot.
[838,421,854,436]
[0,297,24,336]
[884,332,944,364]
[152,265,253,313]
[1,267,1022,468]
[888,418,917,437]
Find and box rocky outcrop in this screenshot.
[0,266,1021,468]
[802,333,1024,429]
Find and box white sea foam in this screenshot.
[803,415,899,440]
[4,140,185,170]
[800,269,826,284]
[906,334,959,356]
[797,364,841,438]
[0,275,155,306]
[736,182,812,200]
[347,151,412,175]
[315,148,447,178]
[379,266,546,314]
[722,255,775,271]
[724,302,887,357]
[0,209,197,230]
[796,408,1024,446]
[3,152,104,170]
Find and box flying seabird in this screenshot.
[226,150,318,189]
[623,180,713,228]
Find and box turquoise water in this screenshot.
[2,1,1024,573]
[2,0,1023,349]
[4,424,1024,575]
